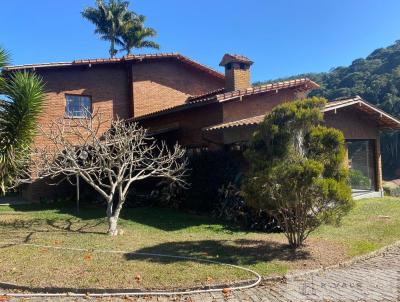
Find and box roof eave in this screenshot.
[324,99,400,130]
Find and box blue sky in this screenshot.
[1,0,400,82]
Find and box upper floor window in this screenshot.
[65,95,92,118]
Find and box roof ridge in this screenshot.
[331,95,362,102]
[215,78,319,100]
[3,53,225,79]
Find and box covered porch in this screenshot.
[202,96,400,199]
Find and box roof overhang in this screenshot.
[147,122,180,136]
[203,115,264,132]
[323,96,400,130]
[203,96,400,133]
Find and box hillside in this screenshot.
[256,40,400,178]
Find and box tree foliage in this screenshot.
[256,40,400,178]
[118,14,159,55]
[82,0,133,58]
[242,98,352,248]
[0,47,45,194]
[82,0,159,57]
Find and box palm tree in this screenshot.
[119,15,160,55]
[82,0,132,58]
[0,46,45,194]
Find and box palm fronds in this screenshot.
[0,71,45,194]
[82,1,160,57]
[0,46,10,69]
[118,15,160,55]
[82,0,132,57]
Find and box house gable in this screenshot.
[132,59,224,117]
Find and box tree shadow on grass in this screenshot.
[124,239,310,266]
[6,202,238,232]
[0,216,105,243]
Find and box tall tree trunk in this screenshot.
[110,38,116,58]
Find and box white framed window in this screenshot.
[65,95,92,118]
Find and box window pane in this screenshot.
[347,140,375,191]
[65,95,91,117]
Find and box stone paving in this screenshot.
[2,244,400,302]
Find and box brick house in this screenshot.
[4,53,400,201]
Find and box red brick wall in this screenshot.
[22,59,224,201]
[222,88,299,123]
[34,64,131,148]
[132,59,224,117]
[139,103,223,147]
[22,64,132,201]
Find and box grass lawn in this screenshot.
[0,197,399,290]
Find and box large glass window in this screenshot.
[347,140,375,191]
[65,95,91,118]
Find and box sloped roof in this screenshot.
[134,78,319,120]
[219,54,254,66]
[203,115,265,131]
[203,96,400,132]
[3,53,225,80]
[324,95,400,129]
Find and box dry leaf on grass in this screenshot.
[134,274,142,283]
[84,253,93,261]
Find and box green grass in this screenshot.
[0,197,400,289]
[314,197,400,256]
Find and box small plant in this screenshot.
[349,169,371,189]
[213,183,281,232]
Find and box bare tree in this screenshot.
[24,112,187,235]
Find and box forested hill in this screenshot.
[256,40,400,178]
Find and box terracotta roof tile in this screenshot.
[216,78,319,102]
[186,88,225,103]
[324,96,363,109]
[134,78,319,120]
[203,115,265,131]
[3,53,224,79]
[219,54,254,66]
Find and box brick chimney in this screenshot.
[219,54,253,92]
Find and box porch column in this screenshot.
[375,137,383,192]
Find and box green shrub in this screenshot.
[349,169,371,189]
[383,181,400,197]
[243,97,353,248]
